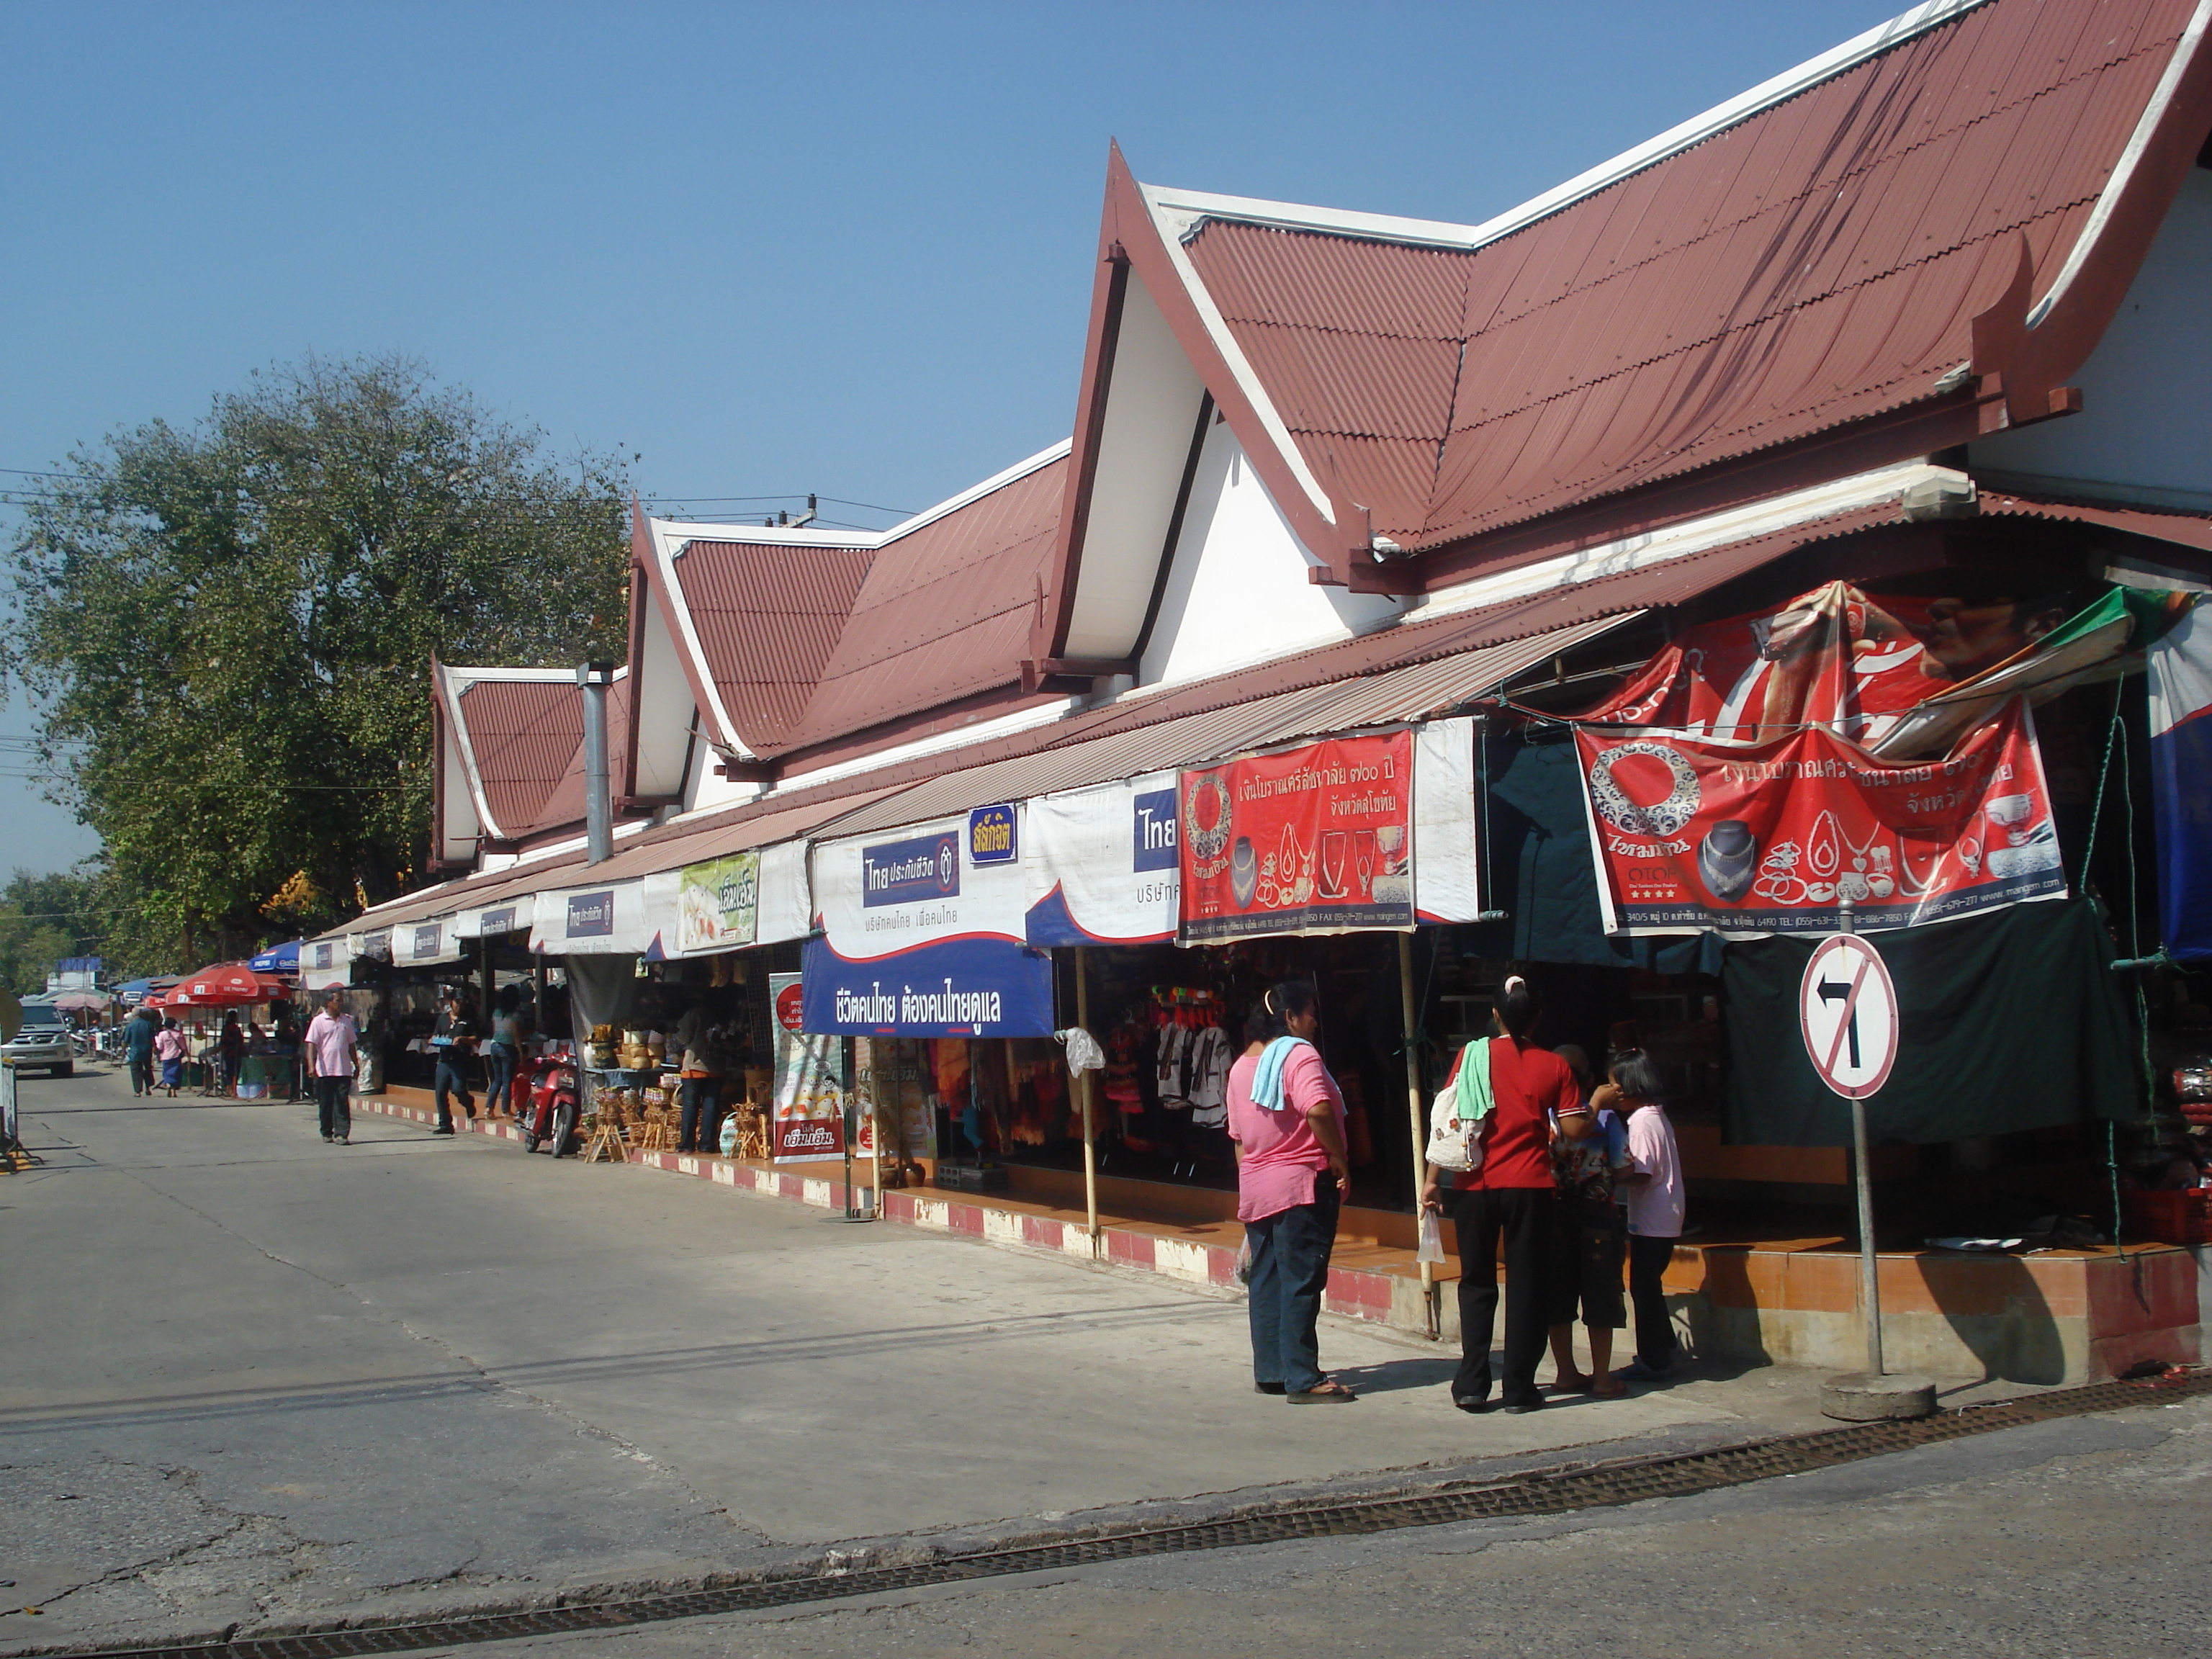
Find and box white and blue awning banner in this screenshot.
[804,814,1053,1036]
[2149,598,2212,958]
[1022,771,1180,946]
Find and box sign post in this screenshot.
[1799,906,1933,1419]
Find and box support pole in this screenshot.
[1397,932,1437,1336]
[1838,901,1883,1377]
[866,1037,882,1218]
[480,935,496,1106]
[1076,946,1100,1250]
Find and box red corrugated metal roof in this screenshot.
[451,677,582,841]
[1175,0,2198,554]
[781,453,1068,750]
[1979,489,2212,549]
[667,539,876,750]
[526,675,637,838]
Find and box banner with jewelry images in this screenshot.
[1573,698,2065,938]
[1178,731,1415,943]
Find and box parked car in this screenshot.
[3,1002,73,1077]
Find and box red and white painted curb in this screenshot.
[353,1092,1424,1331]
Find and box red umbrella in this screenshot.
[171,963,292,1007]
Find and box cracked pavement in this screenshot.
[0,1064,1915,1653]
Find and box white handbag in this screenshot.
[1425,1089,1486,1174]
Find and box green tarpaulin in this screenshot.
[1722,896,2141,1146]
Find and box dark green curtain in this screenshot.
[1461,732,1723,974]
[1721,896,2141,1146]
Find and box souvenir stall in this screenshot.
[802,807,1057,1203]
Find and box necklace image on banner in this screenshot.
[1573,697,2064,937]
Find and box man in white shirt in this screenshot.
[305,989,360,1146]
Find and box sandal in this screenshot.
[1286,1379,1357,1404]
[1550,1371,1595,1393]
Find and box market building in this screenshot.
[312,0,2212,1385]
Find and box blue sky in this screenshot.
[1,1,1901,873]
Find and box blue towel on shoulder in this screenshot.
[1251,1036,1313,1110]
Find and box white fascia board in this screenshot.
[510,817,656,866]
[645,516,752,761]
[1143,0,1993,259]
[436,661,511,843]
[647,439,1072,557]
[764,694,1082,800]
[2029,0,2212,325]
[1137,183,1337,530]
[1406,460,1945,625]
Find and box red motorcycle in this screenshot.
[517,1053,583,1156]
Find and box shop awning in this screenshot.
[817,613,1637,845]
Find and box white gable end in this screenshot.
[1138,421,1403,688]
[1972,167,2212,510]
[1063,272,1210,661]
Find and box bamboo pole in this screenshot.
[1398,932,1437,1336]
[1076,945,1100,1250]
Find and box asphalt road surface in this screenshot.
[4,1062,2190,1655]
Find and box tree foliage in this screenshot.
[4,354,629,967]
[0,867,104,996]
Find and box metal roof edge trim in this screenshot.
[1140,0,1993,257]
[2031,0,2212,325]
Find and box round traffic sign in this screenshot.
[1798,935,1899,1100]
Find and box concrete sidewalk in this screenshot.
[1,1065,1985,1654]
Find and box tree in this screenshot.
[0,866,107,995]
[4,354,629,967]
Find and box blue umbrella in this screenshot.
[249,940,302,975]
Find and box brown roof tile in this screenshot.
[451,677,582,842]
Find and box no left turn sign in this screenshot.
[1799,934,1899,1100]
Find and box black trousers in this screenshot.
[1628,1233,1681,1371]
[315,1075,351,1141]
[1452,1186,1556,1407]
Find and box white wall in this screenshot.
[440,720,480,860]
[1972,167,2212,508]
[633,601,694,799]
[1138,421,1405,687]
[1062,273,1210,661]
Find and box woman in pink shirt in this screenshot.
[1227,981,1355,1404]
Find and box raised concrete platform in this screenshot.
[352,1087,2206,1388]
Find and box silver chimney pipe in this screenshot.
[579,661,615,864]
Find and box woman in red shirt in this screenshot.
[1420,976,1578,1414]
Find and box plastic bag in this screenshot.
[1416,1209,1447,1265]
[1234,1234,1254,1285]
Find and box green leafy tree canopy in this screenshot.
[4,354,629,966]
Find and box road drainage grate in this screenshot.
[46,1370,2211,1659]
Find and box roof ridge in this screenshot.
[1141,0,1998,256]
[1458,24,2184,347]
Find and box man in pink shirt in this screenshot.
[1227,981,1355,1404]
[305,988,360,1146]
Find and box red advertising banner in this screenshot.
[1179,731,1413,942]
[1575,698,2065,937]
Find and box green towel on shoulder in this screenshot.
[1452,1036,1495,1123]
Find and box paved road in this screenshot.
[449,1394,2212,1659]
[0,1064,1962,1652]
